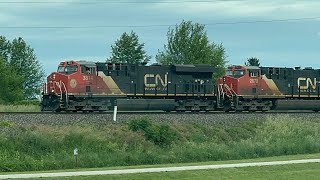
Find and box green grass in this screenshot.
[2,153,319,175]
[40,163,319,180]
[1,116,320,172]
[0,104,40,112]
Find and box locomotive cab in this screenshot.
[41,61,103,112]
[219,65,261,96]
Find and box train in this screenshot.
[40,60,320,112]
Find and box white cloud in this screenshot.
[152,1,320,19]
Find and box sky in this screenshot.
[0,0,319,75]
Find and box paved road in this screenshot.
[1,159,319,179]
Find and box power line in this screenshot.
[0,16,319,29]
[0,0,238,4]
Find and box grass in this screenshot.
[23,163,320,180]
[2,153,319,175]
[1,116,320,172]
[0,104,40,112]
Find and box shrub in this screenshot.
[128,117,177,147]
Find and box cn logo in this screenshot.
[297,77,319,90]
[144,73,168,88]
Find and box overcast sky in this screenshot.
[0,0,319,74]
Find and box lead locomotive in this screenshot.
[41,61,217,112]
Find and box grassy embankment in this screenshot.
[0,101,40,112]
[0,115,320,172]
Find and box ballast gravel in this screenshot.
[0,112,320,126]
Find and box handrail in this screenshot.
[60,80,68,105]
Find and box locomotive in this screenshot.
[41,61,218,112]
[41,60,320,112]
[219,65,320,111]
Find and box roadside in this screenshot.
[1,158,319,179]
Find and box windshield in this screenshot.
[226,70,233,76]
[57,66,65,73]
[234,70,245,77]
[226,70,245,78]
[57,65,78,74]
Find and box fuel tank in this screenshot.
[116,99,176,111]
[275,100,320,111]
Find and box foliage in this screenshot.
[10,37,45,99]
[1,116,320,172]
[108,31,151,64]
[0,36,45,102]
[0,104,40,112]
[0,57,24,103]
[0,120,15,128]
[156,20,227,78]
[128,117,177,147]
[0,36,11,62]
[245,57,260,66]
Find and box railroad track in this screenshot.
[0,110,319,115]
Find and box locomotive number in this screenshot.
[250,79,258,84]
[83,76,94,81]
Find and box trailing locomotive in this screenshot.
[219,65,320,111]
[41,61,218,112]
[41,60,320,112]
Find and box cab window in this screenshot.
[57,65,77,74]
[249,70,259,77]
[226,70,233,76]
[233,70,245,77]
[57,66,65,73]
[249,71,258,77]
[65,66,78,73]
[81,66,95,74]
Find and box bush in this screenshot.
[128,117,177,147]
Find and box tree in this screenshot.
[0,36,11,62]
[9,37,45,99]
[0,57,24,103]
[156,20,227,78]
[108,31,151,64]
[245,57,260,66]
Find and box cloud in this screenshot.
[152,1,320,19]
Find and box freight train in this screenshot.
[41,60,320,112]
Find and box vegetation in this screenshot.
[245,57,260,66]
[0,116,320,172]
[0,57,24,103]
[0,104,40,112]
[0,36,45,103]
[31,163,320,180]
[156,20,227,78]
[107,31,151,64]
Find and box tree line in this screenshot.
[0,20,260,104]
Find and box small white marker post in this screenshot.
[74,148,78,169]
[113,106,118,122]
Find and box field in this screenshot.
[1,115,320,172]
[0,104,40,112]
[22,162,319,180]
